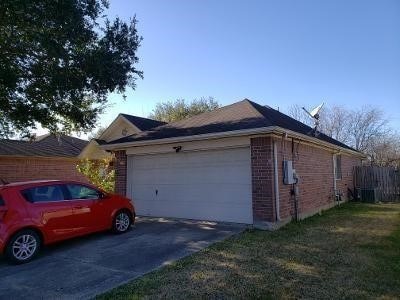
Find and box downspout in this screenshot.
[273,141,281,222]
[332,154,337,202]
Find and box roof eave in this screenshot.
[100,126,365,158]
[274,128,366,158]
[100,126,277,150]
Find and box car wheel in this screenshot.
[113,210,132,233]
[5,229,41,264]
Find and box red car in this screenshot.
[0,180,135,264]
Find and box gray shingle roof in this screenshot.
[120,114,166,131]
[0,134,88,157]
[107,99,356,151]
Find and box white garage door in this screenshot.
[127,147,252,224]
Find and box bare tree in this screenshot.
[367,132,400,168]
[286,104,314,127]
[285,104,399,166]
[287,104,353,144]
[347,107,390,152]
[320,106,351,146]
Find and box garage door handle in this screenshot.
[155,189,158,196]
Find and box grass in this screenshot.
[97,202,400,299]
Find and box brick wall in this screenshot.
[250,136,362,224]
[114,150,127,196]
[251,137,276,223]
[0,157,88,183]
[276,138,361,220]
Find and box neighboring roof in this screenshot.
[106,99,356,151]
[0,134,88,157]
[120,114,167,131]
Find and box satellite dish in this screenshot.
[309,102,324,119]
[302,102,324,120]
[302,102,325,136]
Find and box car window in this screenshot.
[65,184,100,200]
[22,185,65,203]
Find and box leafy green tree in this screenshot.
[77,158,115,193]
[149,97,220,123]
[0,0,142,138]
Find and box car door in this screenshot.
[21,184,75,242]
[87,191,115,230]
[63,184,104,233]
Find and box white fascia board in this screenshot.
[98,114,140,141]
[98,115,121,140]
[280,128,366,158]
[100,126,365,158]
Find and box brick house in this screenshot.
[100,99,365,228]
[0,134,89,183]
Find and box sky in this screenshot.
[73,0,400,135]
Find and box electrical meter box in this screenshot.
[283,160,296,184]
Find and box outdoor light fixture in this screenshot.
[173,146,182,153]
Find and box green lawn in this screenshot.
[98,202,400,299]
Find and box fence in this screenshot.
[353,166,400,202]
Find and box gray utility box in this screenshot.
[283,160,296,185]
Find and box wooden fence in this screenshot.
[353,166,400,202]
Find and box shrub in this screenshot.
[77,158,115,193]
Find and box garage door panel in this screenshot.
[132,166,250,185]
[132,150,249,168]
[127,147,253,224]
[132,183,251,205]
[130,181,251,203]
[148,202,251,224]
[133,161,250,172]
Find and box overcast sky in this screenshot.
[49,0,400,137]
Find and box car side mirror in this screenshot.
[98,192,107,200]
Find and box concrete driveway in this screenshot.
[0,217,244,299]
